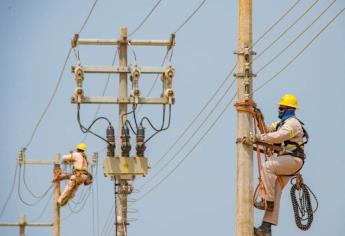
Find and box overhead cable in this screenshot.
[24,47,72,148]
[138,76,236,190]
[17,165,53,207]
[136,92,237,202]
[253,0,302,46]
[31,191,54,223]
[254,5,345,93]
[151,65,236,169]
[78,0,100,34]
[0,164,19,217]
[128,0,163,36]
[256,0,337,74]
[174,0,207,34]
[24,0,100,148]
[23,165,53,199]
[254,0,320,61]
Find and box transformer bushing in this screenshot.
[121,127,131,157]
[136,125,146,157]
[106,125,115,157]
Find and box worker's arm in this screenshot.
[62,153,75,163]
[259,119,297,144]
[266,120,281,133]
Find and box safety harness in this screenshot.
[235,100,317,230]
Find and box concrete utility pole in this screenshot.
[0,214,53,236]
[116,26,130,236]
[71,27,175,236]
[53,163,61,236]
[235,0,254,236]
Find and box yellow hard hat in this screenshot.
[278,94,299,109]
[76,143,87,151]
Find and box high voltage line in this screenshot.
[24,0,100,149]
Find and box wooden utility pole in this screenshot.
[235,0,254,236]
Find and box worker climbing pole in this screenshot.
[54,143,93,206]
[238,94,318,236]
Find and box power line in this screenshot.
[78,0,100,34]
[253,0,302,46]
[23,165,53,199]
[24,0,100,148]
[31,191,54,223]
[254,0,320,61]
[138,72,236,190]
[0,164,19,217]
[174,0,207,34]
[256,0,337,75]
[24,47,72,148]
[254,5,345,93]
[17,165,53,207]
[128,0,163,36]
[136,92,237,203]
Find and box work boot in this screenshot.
[254,222,272,236]
[254,227,272,236]
[254,199,274,212]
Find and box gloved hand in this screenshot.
[242,132,261,146]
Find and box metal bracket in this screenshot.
[233,49,256,55]
[233,72,257,78]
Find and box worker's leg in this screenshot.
[263,176,290,225]
[261,155,302,202]
[58,175,81,206]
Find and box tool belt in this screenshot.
[283,148,306,160]
[73,169,93,185]
[73,169,89,175]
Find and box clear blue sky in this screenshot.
[1,0,345,236]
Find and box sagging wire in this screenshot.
[17,165,53,207]
[122,105,139,135]
[77,104,112,144]
[23,165,53,199]
[0,164,19,217]
[142,105,172,145]
[31,191,54,223]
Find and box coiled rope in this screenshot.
[290,174,318,231]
